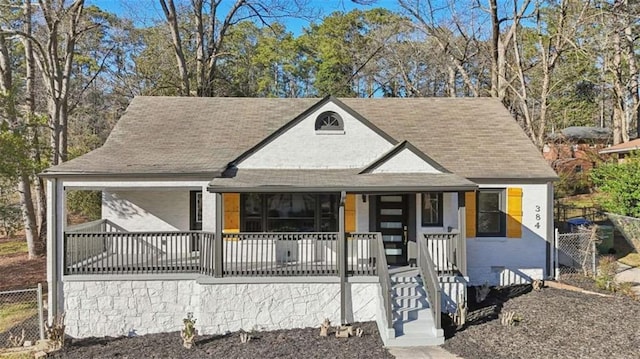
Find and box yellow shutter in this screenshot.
[465,192,476,238]
[223,193,240,233]
[506,187,523,238]
[345,194,356,233]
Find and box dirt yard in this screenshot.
[0,236,46,292]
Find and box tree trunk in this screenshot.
[622,0,639,139]
[159,0,190,96]
[18,174,39,259]
[489,0,499,98]
[611,17,625,145]
[23,0,46,244]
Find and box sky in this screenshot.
[87,0,402,34]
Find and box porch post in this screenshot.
[339,190,347,324]
[46,178,64,323]
[214,192,223,277]
[457,192,468,276]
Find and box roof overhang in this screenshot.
[207,168,478,193]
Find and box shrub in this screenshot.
[66,190,101,221]
[595,255,617,291]
[591,153,640,217]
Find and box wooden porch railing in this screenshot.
[64,231,212,275]
[373,233,393,330]
[64,230,379,277]
[418,235,442,331]
[66,218,125,234]
[423,232,466,276]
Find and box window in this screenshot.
[315,111,344,131]
[476,190,506,237]
[421,192,443,227]
[241,193,339,232]
[190,191,202,230]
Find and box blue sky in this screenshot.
[87,0,402,34]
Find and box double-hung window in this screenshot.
[476,189,506,237]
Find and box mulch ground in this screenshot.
[442,283,640,359]
[48,321,392,359]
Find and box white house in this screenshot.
[41,96,557,346]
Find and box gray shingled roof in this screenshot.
[43,96,557,180]
[209,169,477,192]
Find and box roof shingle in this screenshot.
[43,96,557,180]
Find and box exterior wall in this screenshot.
[466,183,550,286]
[103,190,190,231]
[238,102,393,169]
[63,280,378,338]
[90,180,216,233]
[356,195,369,232]
[371,148,440,173]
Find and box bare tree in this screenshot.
[399,0,481,97]
[158,0,310,97]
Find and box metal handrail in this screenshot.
[374,233,393,329]
[418,236,442,330]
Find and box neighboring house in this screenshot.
[599,138,640,162]
[543,126,611,175]
[41,96,557,346]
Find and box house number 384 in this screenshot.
[534,205,541,229]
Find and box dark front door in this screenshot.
[376,195,408,266]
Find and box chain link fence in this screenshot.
[554,228,598,279]
[0,284,45,348]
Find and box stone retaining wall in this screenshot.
[64,280,378,338]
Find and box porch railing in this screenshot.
[373,233,393,330]
[66,218,125,233]
[221,232,377,276]
[64,231,213,275]
[418,235,442,331]
[64,231,378,277]
[423,232,466,276]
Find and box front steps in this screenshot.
[382,267,444,347]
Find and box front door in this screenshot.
[376,195,408,266]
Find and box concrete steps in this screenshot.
[382,268,444,347]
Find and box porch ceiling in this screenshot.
[207,168,477,193]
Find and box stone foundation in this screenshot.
[63,280,378,338]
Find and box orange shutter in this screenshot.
[465,192,476,238]
[223,193,240,233]
[345,194,356,233]
[506,187,523,238]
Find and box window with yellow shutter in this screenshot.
[476,189,506,237]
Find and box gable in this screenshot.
[369,147,441,173]
[360,140,447,174]
[237,97,397,170]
